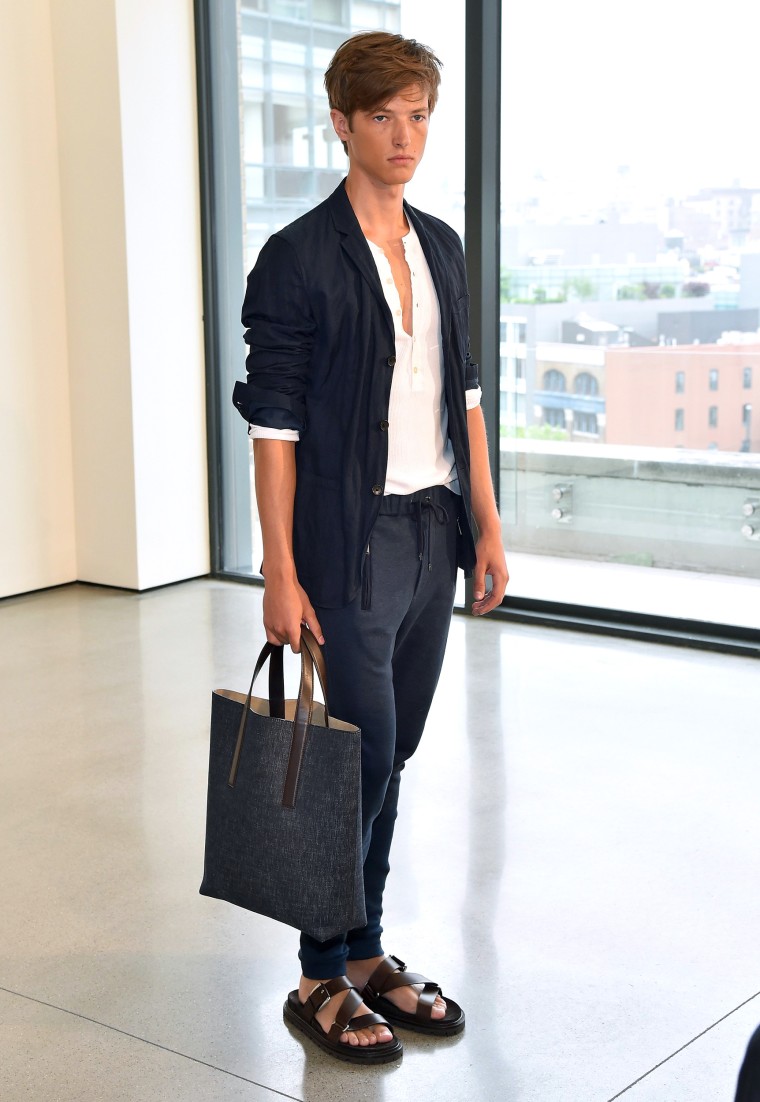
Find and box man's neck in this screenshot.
[344,173,409,241]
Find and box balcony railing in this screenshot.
[500,440,760,579]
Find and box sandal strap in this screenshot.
[330,985,364,1035]
[364,954,442,1022]
[414,983,440,1021]
[327,987,392,1042]
[345,1012,391,1032]
[327,1009,390,1041]
[365,954,438,998]
[364,954,407,997]
[301,978,393,1042]
[301,976,353,1024]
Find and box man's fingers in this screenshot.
[491,565,509,604]
[304,618,324,645]
[264,623,301,651]
[301,603,325,645]
[472,565,486,601]
[472,563,508,616]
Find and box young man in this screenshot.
[233,32,508,1064]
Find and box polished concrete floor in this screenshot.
[1,578,758,1101]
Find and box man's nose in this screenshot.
[393,122,411,146]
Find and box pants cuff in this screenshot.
[299,935,348,980]
[345,937,384,962]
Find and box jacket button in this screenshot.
[371,484,383,495]
[379,420,389,431]
[387,355,396,367]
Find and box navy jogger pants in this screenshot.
[298,485,460,979]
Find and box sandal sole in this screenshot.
[283,997,403,1065]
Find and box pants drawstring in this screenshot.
[415,496,449,571]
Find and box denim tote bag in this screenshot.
[200,627,366,941]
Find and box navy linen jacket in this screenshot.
[233,180,478,609]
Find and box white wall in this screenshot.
[1,0,209,598]
[0,0,77,598]
[114,0,208,589]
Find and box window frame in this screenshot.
[195,0,760,655]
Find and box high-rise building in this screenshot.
[240,0,402,268]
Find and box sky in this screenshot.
[399,0,759,225]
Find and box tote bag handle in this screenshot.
[228,626,330,810]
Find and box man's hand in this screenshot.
[471,529,509,617]
[465,406,509,616]
[262,574,324,652]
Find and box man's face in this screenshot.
[331,84,430,189]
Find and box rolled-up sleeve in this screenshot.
[248,424,300,441]
[232,235,316,432]
[464,353,480,393]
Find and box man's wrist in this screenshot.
[261,559,298,583]
[474,513,502,541]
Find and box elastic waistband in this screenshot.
[378,484,458,517]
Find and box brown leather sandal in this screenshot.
[360,954,465,1036]
[283,976,403,1064]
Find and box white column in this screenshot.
[49,0,209,590]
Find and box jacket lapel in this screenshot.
[328,183,395,346]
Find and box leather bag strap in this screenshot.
[227,628,330,810]
[299,625,328,711]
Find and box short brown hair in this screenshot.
[324,31,442,121]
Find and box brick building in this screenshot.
[605,344,759,452]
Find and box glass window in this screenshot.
[272,0,308,17]
[243,101,264,163]
[575,411,598,434]
[499,0,760,622]
[574,372,599,396]
[544,407,567,429]
[543,369,566,392]
[203,0,760,629]
[314,0,344,21]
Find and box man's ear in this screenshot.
[330,108,351,145]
